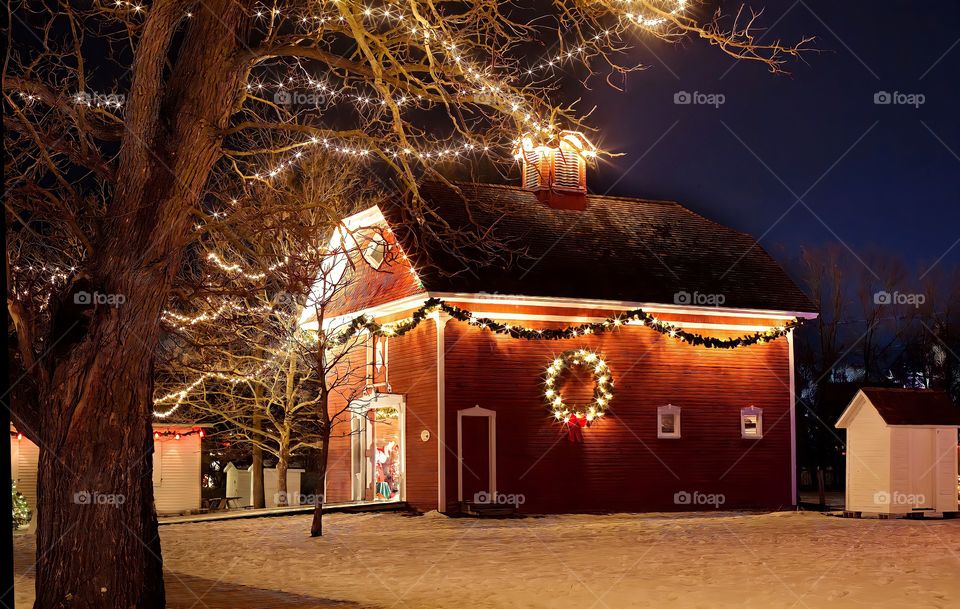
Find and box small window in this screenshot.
[366,334,389,388]
[657,405,681,439]
[741,406,763,439]
[362,232,388,268]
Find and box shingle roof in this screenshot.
[860,388,960,426]
[382,181,816,313]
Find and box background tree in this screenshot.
[793,244,959,495]
[155,152,376,509]
[5,1,809,606]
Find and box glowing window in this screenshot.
[741,406,763,439]
[363,232,388,268]
[658,404,681,439]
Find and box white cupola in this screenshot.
[513,131,597,206]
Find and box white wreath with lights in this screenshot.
[544,349,613,426]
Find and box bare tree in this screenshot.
[794,245,960,491]
[5,1,809,605]
[155,151,374,506]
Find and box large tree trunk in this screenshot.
[26,3,249,606]
[35,287,168,609]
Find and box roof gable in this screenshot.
[838,388,960,427]
[317,207,427,319]
[380,181,816,313]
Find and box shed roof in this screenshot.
[839,388,960,427]
[382,181,816,313]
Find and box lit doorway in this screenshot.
[350,395,405,503]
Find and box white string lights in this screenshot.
[204,252,289,281]
[153,357,279,418]
[620,0,688,28]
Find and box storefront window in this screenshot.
[351,402,404,503]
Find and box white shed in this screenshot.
[152,425,204,515]
[836,388,960,515]
[10,423,204,520]
[225,462,305,508]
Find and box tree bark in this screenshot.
[26,3,250,606]
[35,288,168,609]
[276,450,289,506]
[252,414,265,509]
[309,435,330,537]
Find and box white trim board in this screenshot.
[430,292,818,320]
[320,292,816,332]
[788,329,797,506]
[433,311,451,512]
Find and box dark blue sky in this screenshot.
[585,1,959,272]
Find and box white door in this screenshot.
[934,428,959,513]
[907,429,935,509]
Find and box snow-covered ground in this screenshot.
[14,511,960,608]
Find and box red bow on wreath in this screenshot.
[565,414,588,442]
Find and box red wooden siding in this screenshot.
[324,292,796,513]
[325,319,439,511]
[440,308,793,513]
[324,344,364,504]
[389,321,439,510]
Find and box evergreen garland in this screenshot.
[330,297,800,349]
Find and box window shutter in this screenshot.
[523,149,543,189]
[553,147,584,191]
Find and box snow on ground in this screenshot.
[14,510,960,608]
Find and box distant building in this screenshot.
[836,388,960,515]
[11,423,204,519]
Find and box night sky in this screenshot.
[583,1,959,273]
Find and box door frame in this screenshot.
[457,405,496,502]
[349,393,406,503]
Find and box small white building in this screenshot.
[836,388,960,515]
[152,426,204,515]
[225,462,305,508]
[10,423,204,520]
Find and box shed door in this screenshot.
[907,429,935,509]
[934,429,959,512]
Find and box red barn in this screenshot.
[312,132,817,514]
